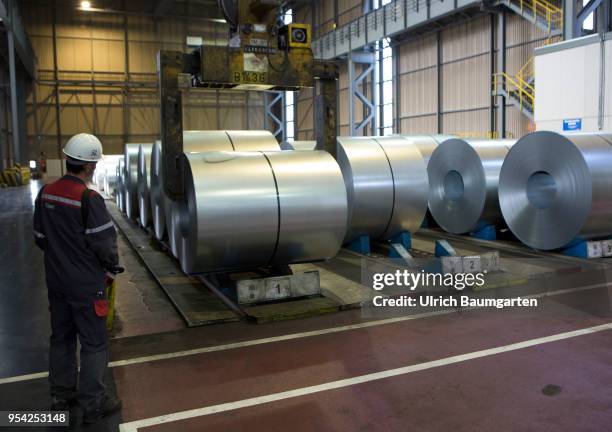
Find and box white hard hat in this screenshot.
[63,133,103,163]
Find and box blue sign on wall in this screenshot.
[563,118,582,131]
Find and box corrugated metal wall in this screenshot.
[303,2,560,140]
[24,0,266,161]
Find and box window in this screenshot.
[377,37,394,136]
[283,8,295,141]
[373,0,394,135]
[582,0,594,31]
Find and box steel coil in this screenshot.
[337,136,428,243]
[175,150,347,274]
[405,135,455,166]
[499,131,612,250]
[124,144,141,220]
[103,166,118,196]
[182,130,280,152]
[151,130,280,245]
[428,138,514,234]
[225,130,280,151]
[137,143,154,228]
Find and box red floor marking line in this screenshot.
[119,322,612,432]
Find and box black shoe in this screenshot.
[51,394,77,411]
[83,395,122,424]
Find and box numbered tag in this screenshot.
[601,240,612,257]
[462,256,482,274]
[441,256,463,274]
[587,241,603,259]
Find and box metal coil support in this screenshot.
[175,150,347,274]
[137,143,154,228]
[337,136,429,243]
[123,144,141,220]
[427,138,514,234]
[499,131,612,250]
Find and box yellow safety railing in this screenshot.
[515,0,563,33]
[516,57,534,84]
[493,71,535,112]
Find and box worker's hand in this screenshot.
[105,265,125,280]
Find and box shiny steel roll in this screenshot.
[104,166,118,196]
[499,131,612,250]
[176,152,279,273]
[428,138,514,234]
[281,140,317,151]
[137,143,154,228]
[183,130,233,151]
[176,151,347,274]
[166,198,180,258]
[124,143,141,220]
[265,151,347,266]
[182,130,280,152]
[149,141,166,240]
[337,136,429,243]
[405,135,455,166]
[225,130,280,151]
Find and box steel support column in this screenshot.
[564,0,578,39]
[264,91,286,142]
[436,31,443,133]
[496,12,506,138]
[348,51,377,136]
[314,60,339,156]
[0,75,5,170]
[8,30,21,164]
[52,0,63,174]
[489,13,496,135]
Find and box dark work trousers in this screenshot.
[48,289,108,414]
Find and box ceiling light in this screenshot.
[81,1,91,10]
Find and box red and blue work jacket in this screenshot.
[33,175,118,297]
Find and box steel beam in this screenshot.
[8,29,20,164]
[564,0,578,39]
[576,0,603,35]
[496,11,506,138]
[436,31,442,133]
[158,50,186,200]
[264,91,286,142]
[348,51,377,136]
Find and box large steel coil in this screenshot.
[427,138,514,234]
[124,144,141,220]
[158,130,281,252]
[406,135,455,166]
[103,166,118,196]
[499,131,612,250]
[337,136,428,243]
[182,130,280,152]
[174,150,347,274]
[137,143,154,228]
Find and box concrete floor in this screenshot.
[1,181,612,431]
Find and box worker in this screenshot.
[33,133,122,424]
